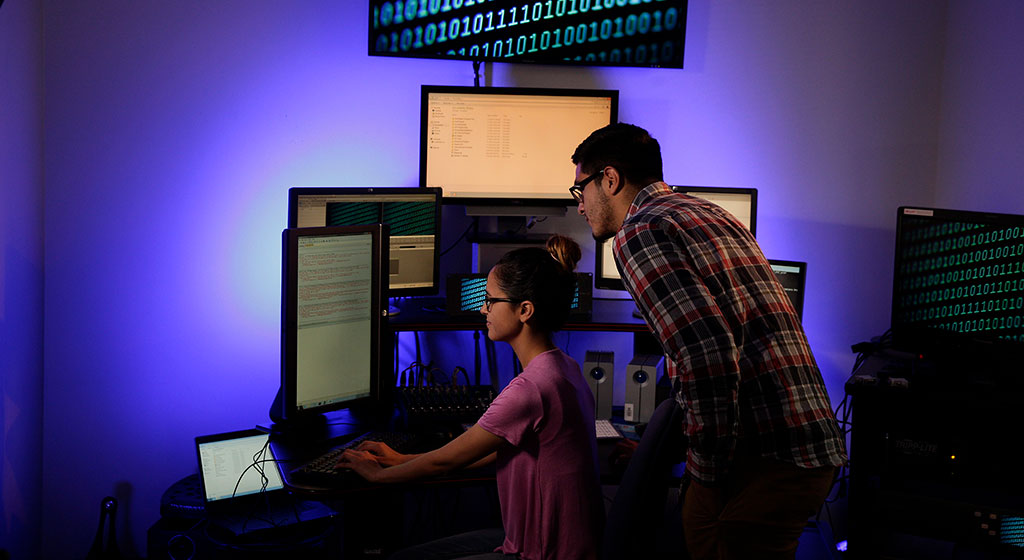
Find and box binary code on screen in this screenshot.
[893,210,1024,343]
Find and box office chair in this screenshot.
[603,398,688,560]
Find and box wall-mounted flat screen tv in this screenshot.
[369,0,687,68]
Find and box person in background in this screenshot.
[570,123,846,560]
[339,234,603,560]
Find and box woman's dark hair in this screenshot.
[492,234,581,333]
[571,122,663,187]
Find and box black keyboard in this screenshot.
[290,431,417,484]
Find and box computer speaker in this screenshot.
[583,351,614,419]
[624,354,664,423]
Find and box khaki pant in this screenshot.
[683,457,836,560]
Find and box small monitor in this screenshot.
[270,224,387,429]
[891,206,1024,353]
[446,272,593,318]
[288,187,441,297]
[768,259,807,319]
[595,186,757,291]
[420,85,618,212]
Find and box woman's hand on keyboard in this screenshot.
[336,449,385,482]
[353,441,411,467]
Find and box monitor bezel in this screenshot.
[891,205,1024,356]
[419,85,619,208]
[287,186,442,297]
[276,224,388,425]
[594,185,758,291]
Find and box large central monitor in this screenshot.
[891,206,1024,355]
[420,85,618,213]
[288,187,441,297]
[270,224,387,430]
[595,186,758,290]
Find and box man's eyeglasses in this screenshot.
[569,168,607,204]
[483,296,519,312]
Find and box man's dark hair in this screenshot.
[571,123,664,187]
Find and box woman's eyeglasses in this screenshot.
[483,296,519,312]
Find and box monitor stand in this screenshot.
[268,388,329,441]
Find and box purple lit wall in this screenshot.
[935,3,1024,214]
[1,0,44,558]
[0,1,1012,557]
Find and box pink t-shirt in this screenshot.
[476,348,603,560]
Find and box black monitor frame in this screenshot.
[891,206,1024,357]
[419,85,618,209]
[288,186,442,297]
[594,186,758,291]
[271,224,388,431]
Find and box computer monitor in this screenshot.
[445,272,593,318]
[288,187,441,297]
[891,206,1024,354]
[420,85,618,214]
[594,186,758,291]
[369,0,688,69]
[768,259,807,319]
[270,224,387,430]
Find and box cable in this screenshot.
[474,330,482,385]
[415,331,423,374]
[473,60,484,87]
[453,366,471,386]
[440,217,479,257]
[426,366,449,385]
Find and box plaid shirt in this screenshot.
[613,182,847,486]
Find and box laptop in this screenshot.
[195,428,335,537]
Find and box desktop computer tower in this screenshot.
[624,354,664,423]
[846,357,1024,558]
[583,351,614,420]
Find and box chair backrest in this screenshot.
[603,398,687,560]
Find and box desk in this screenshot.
[270,412,629,491]
[269,417,504,558]
[270,422,496,496]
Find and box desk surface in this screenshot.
[271,424,499,495]
[388,297,651,333]
[270,411,633,495]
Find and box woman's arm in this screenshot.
[338,425,505,483]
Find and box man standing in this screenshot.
[570,123,846,560]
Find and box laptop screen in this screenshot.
[197,430,284,503]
